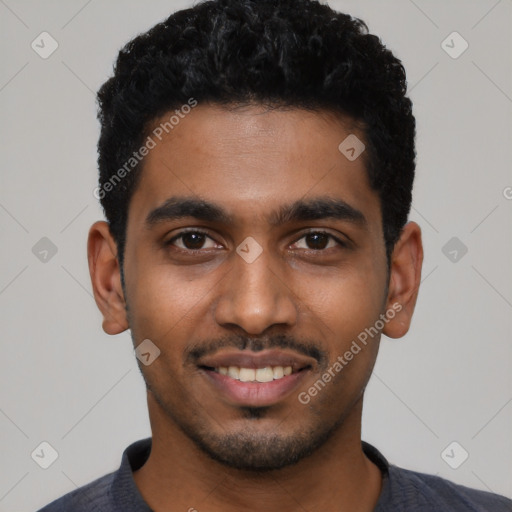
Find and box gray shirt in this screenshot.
[37,438,512,511]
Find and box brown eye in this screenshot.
[292,232,341,251]
[168,231,219,251]
[305,233,330,249]
[180,232,207,249]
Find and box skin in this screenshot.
[88,104,423,511]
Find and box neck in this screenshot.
[133,393,382,512]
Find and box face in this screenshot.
[89,104,422,471]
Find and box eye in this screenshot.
[167,230,220,251]
[291,231,343,250]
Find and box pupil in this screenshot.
[183,233,205,249]
[307,233,328,249]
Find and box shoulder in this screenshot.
[36,471,116,512]
[387,464,512,511]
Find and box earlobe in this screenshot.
[382,221,423,339]
[87,221,129,335]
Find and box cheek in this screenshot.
[126,261,214,343]
[298,261,387,345]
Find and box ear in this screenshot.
[382,221,423,339]
[87,221,129,335]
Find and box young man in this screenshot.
[39,0,511,510]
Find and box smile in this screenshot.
[197,349,315,407]
[215,365,293,382]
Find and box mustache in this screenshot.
[186,333,327,367]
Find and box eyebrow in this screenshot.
[269,196,367,227]
[145,196,367,228]
[145,197,233,227]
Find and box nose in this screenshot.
[213,248,298,335]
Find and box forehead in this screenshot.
[128,104,381,229]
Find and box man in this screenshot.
[39,0,511,510]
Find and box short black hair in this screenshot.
[96,0,415,275]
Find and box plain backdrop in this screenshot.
[0,1,511,510]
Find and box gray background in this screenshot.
[0,0,511,510]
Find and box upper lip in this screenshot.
[197,349,316,372]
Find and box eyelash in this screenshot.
[165,229,347,252]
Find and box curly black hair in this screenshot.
[96,0,415,274]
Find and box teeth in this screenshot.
[273,366,284,379]
[255,367,274,382]
[216,365,295,382]
[239,368,256,382]
[227,366,240,379]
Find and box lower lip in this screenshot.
[202,368,310,407]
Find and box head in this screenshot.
[88,0,422,471]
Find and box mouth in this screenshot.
[213,365,294,382]
[197,349,315,407]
